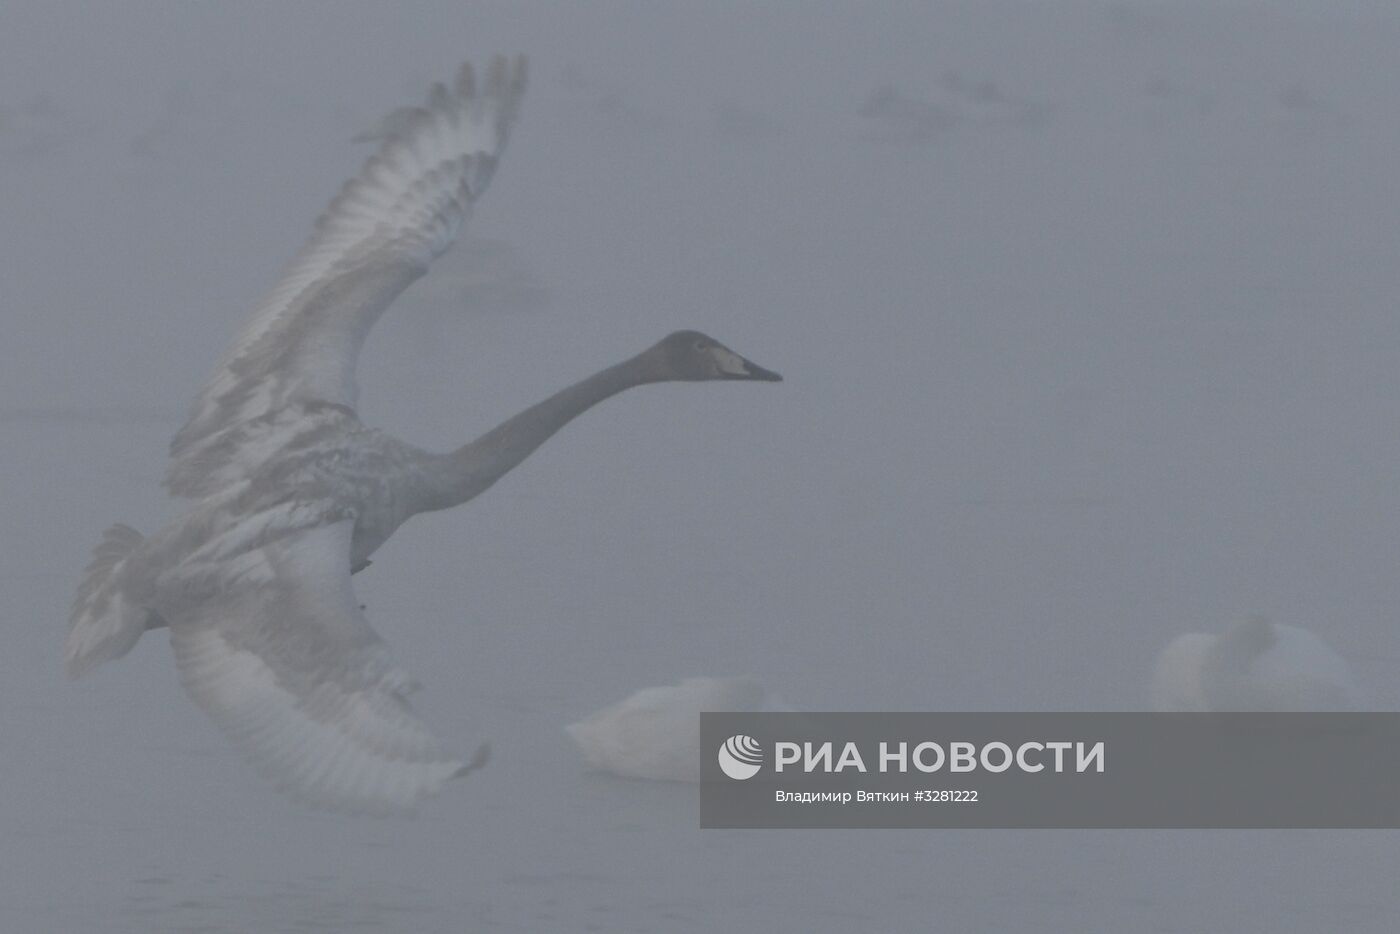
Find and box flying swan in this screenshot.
[64,57,782,815]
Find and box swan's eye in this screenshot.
[693,340,708,352]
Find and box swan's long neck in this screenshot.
[421,354,655,512]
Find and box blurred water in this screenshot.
[4,2,1400,931]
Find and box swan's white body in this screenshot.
[566,677,790,782]
[1149,619,1361,712]
[1147,633,1213,712]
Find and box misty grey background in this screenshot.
[4,0,1400,930]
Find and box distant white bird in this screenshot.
[65,58,781,816]
[567,677,790,782]
[1149,617,1361,712]
[857,72,1047,144]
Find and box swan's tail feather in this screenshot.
[65,524,151,679]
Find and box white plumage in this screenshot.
[168,520,469,815]
[166,57,525,500]
[567,677,790,782]
[1149,617,1362,712]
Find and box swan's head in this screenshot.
[647,330,782,383]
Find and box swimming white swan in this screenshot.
[1149,617,1361,712]
[566,677,790,782]
[64,58,782,815]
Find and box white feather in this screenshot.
[167,57,526,499]
[167,519,466,815]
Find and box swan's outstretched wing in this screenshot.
[165,517,471,815]
[167,57,526,498]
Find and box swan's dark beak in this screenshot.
[735,358,783,382]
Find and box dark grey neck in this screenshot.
[421,353,656,512]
